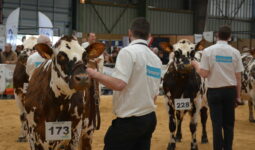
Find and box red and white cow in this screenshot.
[241,51,255,122]
[162,39,208,150]
[22,36,104,150]
[13,37,38,142]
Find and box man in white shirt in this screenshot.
[87,18,162,150]
[26,35,52,77]
[191,25,244,150]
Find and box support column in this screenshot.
[251,0,255,38]
[137,0,147,18]
[192,0,209,34]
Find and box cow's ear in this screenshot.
[34,43,54,59]
[195,38,206,51]
[86,42,105,59]
[159,42,173,53]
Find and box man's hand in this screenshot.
[191,60,199,69]
[86,68,98,79]
[86,67,127,91]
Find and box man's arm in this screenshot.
[191,60,209,78]
[87,68,127,91]
[235,72,241,100]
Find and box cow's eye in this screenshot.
[174,51,180,58]
[190,50,195,58]
[57,52,69,64]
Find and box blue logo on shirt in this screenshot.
[34,62,42,67]
[146,65,161,79]
[215,56,232,63]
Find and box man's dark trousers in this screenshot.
[104,112,156,150]
[207,87,236,150]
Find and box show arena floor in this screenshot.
[0,96,255,150]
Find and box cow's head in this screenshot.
[35,36,105,91]
[18,37,38,65]
[164,39,205,73]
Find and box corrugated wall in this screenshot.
[147,0,184,9]
[77,2,193,35]
[3,0,71,35]
[206,0,252,37]
[147,9,193,34]
[76,4,137,34]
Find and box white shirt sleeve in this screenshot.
[235,52,244,73]
[112,49,133,83]
[200,50,210,70]
[26,56,34,77]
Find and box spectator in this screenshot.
[26,35,52,78]
[111,46,120,63]
[0,43,17,64]
[15,45,24,56]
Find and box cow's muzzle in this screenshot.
[177,64,193,73]
[70,74,90,90]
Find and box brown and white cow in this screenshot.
[22,36,104,150]
[241,51,255,122]
[13,37,38,142]
[162,39,208,150]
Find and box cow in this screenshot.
[241,51,255,122]
[13,37,38,142]
[22,36,104,150]
[162,39,208,150]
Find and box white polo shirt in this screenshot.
[112,39,162,118]
[200,40,244,88]
[26,52,45,77]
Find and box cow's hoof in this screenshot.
[167,143,176,150]
[175,134,182,142]
[191,143,198,150]
[201,135,208,144]
[249,119,255,123]
[16,136,27,142]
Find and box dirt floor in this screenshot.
[0,96,255,150]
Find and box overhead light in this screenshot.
[80,0,86,4]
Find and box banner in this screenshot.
[203,31,214,42]
[6,8,20,50]
[0,64,15,94]
[194,34,203,44]
[38,12,53,38]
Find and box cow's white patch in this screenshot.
[50,66,75,98]
[173,39,195,57]
[27,110,36,126]
[54,40,85,62]
[43,60,52,71]
[72,106,81,119]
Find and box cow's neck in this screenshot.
[50,61,76,99]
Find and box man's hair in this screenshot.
[130,17,150,40]
[218,25,231,40]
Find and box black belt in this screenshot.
[208,86,236,90]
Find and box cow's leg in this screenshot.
[14,93,27,142]
[189,101,200,150]
[249,98,255,122]
[175,111,184,142]
[166,99,176,150]
[79,128,94,150]
[200,106,208,143]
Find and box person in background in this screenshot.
[191,25,244,150]
[111,46,120,63]
[0,43,17,64]
[82,32,105,94]
[15,45,24,56]
[26,35,52,78]
[86,17,162,150]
